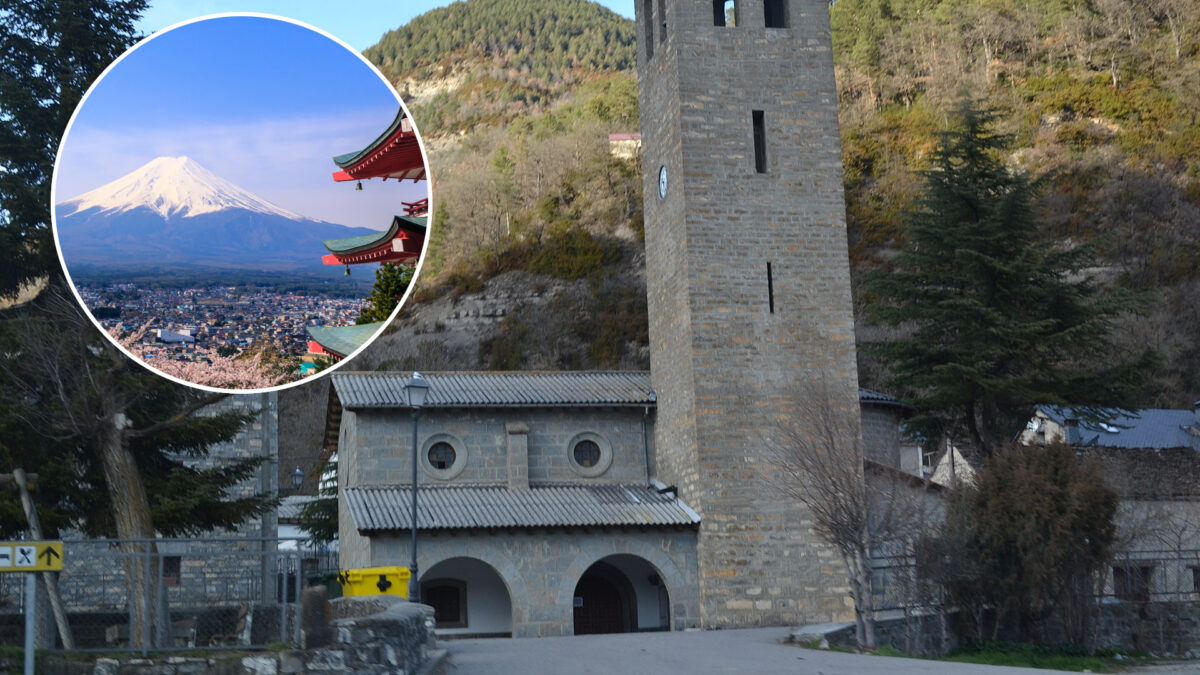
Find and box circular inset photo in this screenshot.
[52,13,430,393]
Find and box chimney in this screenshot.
[1064,417,1080,445]
[506,422,530,491]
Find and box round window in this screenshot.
[565,432,613,477]
[428,442,456,470]
[420,434,468,480]
[573,440,601,468]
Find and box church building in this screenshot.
[330,0,880,636]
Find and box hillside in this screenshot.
[829,0,1200,404]
[281,0,1200,460]
[365,0,635,137]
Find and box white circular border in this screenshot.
[49,12,436,395]
[566,431,613,478]
[420,433,468,480]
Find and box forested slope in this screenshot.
[831,0,1200,404]
[288,0,1200,428]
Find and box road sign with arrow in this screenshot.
[0,541,63,572]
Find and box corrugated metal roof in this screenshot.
[345,484,701,532]
[278,495,319,521]
[858,388,913,409]
[1037,405,1200,449]
[333,370,898,411]
[333,371,657,409]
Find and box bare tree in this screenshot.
[765,380,932,650]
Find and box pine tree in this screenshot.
[356,263,414,324]
[865,105,1155,454]
[0,0,146,300]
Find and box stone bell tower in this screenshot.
[636,0,862,627]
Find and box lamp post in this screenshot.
[404,372,429,603]
[291,466,304,492]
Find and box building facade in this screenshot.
[331,371,910,637]
[636,0,861,627]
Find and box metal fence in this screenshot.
[868,548,1200,615]
[1107,548,1200,602]
[0,537,338,653]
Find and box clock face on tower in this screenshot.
[658,165,668,200]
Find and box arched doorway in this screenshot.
[572,555,671,635]
[420,557,513,637]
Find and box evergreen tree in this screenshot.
[865,105,1155,454]
[923,442,1118,645]
[0,287,276,645]
[296,458,338,544]
[356,263,414,324]
[0,0,146,300]
[0,288,276,540]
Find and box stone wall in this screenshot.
[343,406,653,488]
[365,528,699,637]
[637,0,860,628]
[40,597,433,675]
[1093,601,1200,656]
[817,612,960,657]
[819,602,1200,658]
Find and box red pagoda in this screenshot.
[307,108,429,362]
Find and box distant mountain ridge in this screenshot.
[59,156,306,221]
[55,157,376,276]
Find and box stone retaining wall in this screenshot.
[40,596,433,675]
[1093,600,1200,656]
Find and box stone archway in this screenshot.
[420,557,513,637]
[559,536,696,633]
[571,554,672,635]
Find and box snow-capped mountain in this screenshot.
[59,156,306,221]
[55,157,377,276]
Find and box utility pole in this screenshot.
[3,470,74,648]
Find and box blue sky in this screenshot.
[56,15,425,229]
[135,2,636,52]
[58,2,637,228]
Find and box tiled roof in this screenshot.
[323,215,426,254]
[1037,405,1200,449]
[334,109,409,168]
[345,484,701,532]
[332,371,658,409]
[307,322,384,358]
[333,370,896,411]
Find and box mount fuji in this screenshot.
[55,156,377,277]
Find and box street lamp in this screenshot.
[291,466,304,491]
[404,371,429,603]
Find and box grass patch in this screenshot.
[945,643,1133,672]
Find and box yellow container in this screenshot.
[337,566,411,598]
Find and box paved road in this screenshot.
[434,628,1199,675]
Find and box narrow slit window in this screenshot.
[753,110,767,173]
[764,0,787,28]
[714,0,737,27]
[644,0,655,59]
[658,0,667,43]
[767,262,775,313]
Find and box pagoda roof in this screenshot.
[306,322,384,359]
[332,109,426,182]
[323,215,425,255]
[321,215,426,266]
